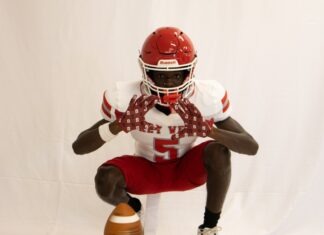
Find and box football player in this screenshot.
[72,27,258,235]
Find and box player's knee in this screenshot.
[95,166,124,203]
[203,142,231,173]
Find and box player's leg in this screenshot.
[95,165,129,205]
[201,142,231,229]
[95,164,142,213]
[95,155,167,213]
[96,165,144,235]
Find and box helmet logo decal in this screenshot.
[157,60,179,67]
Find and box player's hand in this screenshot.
[170,98,213,139]
[117,95,158,133]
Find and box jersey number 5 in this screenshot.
[154,138,179,162]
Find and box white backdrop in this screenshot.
[1,0,324,234]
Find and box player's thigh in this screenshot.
[177,140,214,187]
[103,156,164,195]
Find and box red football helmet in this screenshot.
[139,27,197,105]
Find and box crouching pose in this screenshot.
[73,27,258,234]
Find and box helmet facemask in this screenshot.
[139,57,197,106]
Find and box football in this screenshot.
[104,203,143,235]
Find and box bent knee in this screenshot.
[94,166,125,198]
[203,142,231,171]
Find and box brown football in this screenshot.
[104,203,143,235]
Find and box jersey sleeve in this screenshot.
[100,90,119,121]
[100,81,142,122]
[193,80,232,123]
[213,89,232,122]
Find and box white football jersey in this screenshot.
[101,80,231,162]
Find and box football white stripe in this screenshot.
[110,214,139,224]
